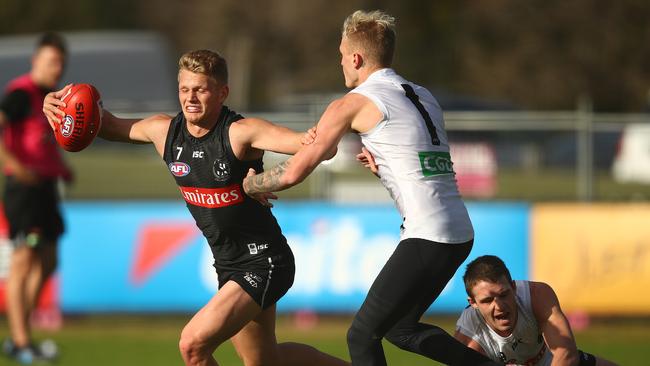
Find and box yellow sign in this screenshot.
[531,204,650,315]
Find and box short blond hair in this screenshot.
[342,10,396,67]
[178,49,228,85]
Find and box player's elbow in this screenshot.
[324,146,338,160]
[553,348,579,366]
[280,169,306,187]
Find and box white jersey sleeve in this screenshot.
[456,307,501,361]
[350,68,473,243]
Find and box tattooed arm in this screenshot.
[242,97,357,206]
[242,161,289,207]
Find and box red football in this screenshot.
[54,83,102,152]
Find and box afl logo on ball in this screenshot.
[213,158,231,181]
[61,115,74,137]
[169,162,190,177]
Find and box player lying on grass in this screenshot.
[455,255,618,366]
[43,49,348,366]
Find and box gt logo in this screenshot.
[193,151,204,158]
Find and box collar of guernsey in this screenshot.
[349,68,474,244]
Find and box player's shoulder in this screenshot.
[528,281,561,321]
[228,117,267,136]
[456,306,490,353]
[148,113,174,127]
[230,117,266,128]
[325,93,375,118]
[145,113,173,123]
[528,281,557,300]
[227,117,279,147]
[144,113,174,135]
[457,305,483,331]
[1,88,30,105]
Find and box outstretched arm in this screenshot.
[43,85,172,155]
[530,282,579,366]
[230,117,316,156]
[242,97,356,205]
[99,110,171,145]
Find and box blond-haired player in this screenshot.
[44,50,348,366]
[243,10,499,366]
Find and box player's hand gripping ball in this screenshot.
[54,84,102,152]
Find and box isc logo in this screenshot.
[169,162,190,177]
[61,115,74,137]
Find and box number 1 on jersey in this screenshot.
[401,84,440,145]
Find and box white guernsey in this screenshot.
[457,280,552,365]
[351,68,473,243]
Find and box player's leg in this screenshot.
[25,242,58,314]
[25,181,62,315]
[229,304,279,365]
[178,280,262,366]
[230,304,349,366]
[346,238,499,366]
[3,177,36,349]
[382,240,497,365]
[6,244,35,348]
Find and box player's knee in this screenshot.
[347,319,375,351]
[178,329,215,365]
[9,248,34,273]
[8,262,32,281]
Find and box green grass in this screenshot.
[1,315,647,365]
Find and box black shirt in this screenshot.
[163,106,290,271]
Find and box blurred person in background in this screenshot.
[44,49,348,366]
[455,255,618,366]
[0,32,72,364]
[243,9,499,366]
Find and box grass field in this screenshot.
[1,315,648,365]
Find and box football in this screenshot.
[54,83,102,152]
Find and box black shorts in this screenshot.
[217,252,295,309]
[3,176,64,247]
